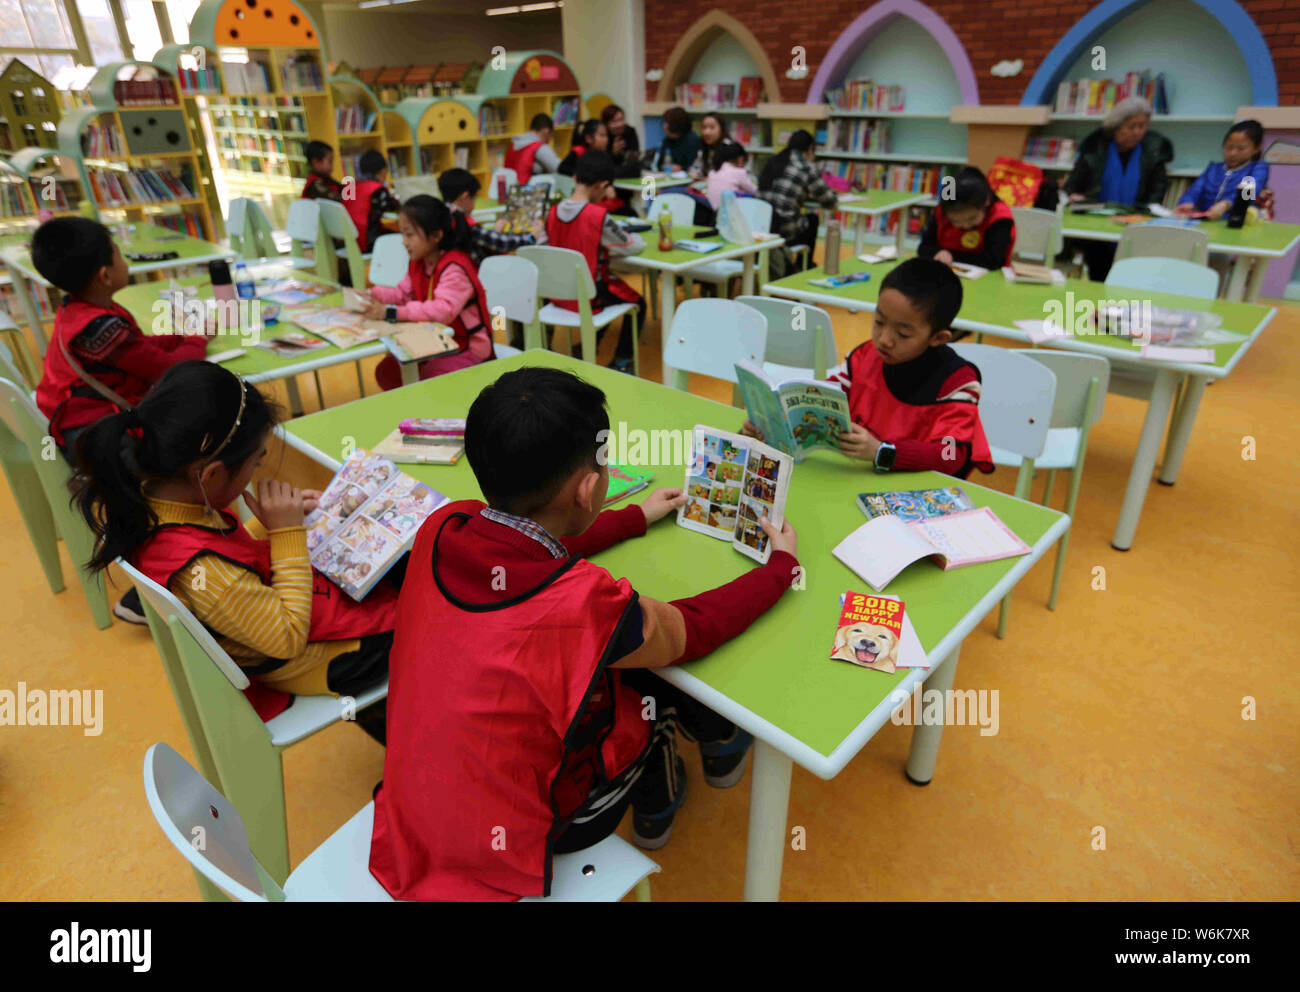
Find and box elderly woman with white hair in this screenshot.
[1063,96,1174,279]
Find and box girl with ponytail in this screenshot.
[357,195,495,390]
[72,361,396,738]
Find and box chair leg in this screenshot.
[634,876,652,902]
[354,360,366,400]
[313,370,326,409]
[1042,469,1058,507]
[998,459,1036,639]
[631,310,640,379]
[0,451,65,594]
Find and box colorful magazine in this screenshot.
[501,184,548,235]
[857,487,975,522]
[283,305,389,349]
[255,331,331,357]
[605,463,653,506]
[735,359,852,463]
[305,450,449,600]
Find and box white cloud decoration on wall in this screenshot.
[991,59,1024,78]
[646,68,664,81]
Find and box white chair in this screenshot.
[734,295,838,382]
[518,245,639,375]
[690,198,775,298]
[950,342,1057,638]
[479,255,540,352]
[318,198,370,281]
[1011,207,1063,263]
[1115,225,1210,266]
[622,193,702,316]
[552,173,576,198]
[144,741,660,902]
[489,167,520,202]
[526,173,557,193]
[368,233,409,287]
[663,298,768,401]
[645,192,697,226]
[118,559,388,890]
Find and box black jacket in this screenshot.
[1064,127,1174,205]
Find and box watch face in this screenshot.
[877,444,896,470]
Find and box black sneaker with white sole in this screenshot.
[113,587,148,626]
[631,754,688,851]
[698,728,754,788]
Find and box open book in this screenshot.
[677,426,793,564]
[283,305,389,349]
[833,506,1030,591]
[1002,260,1064,285]
[735,360,851,463]
[256,331,331,358]
[305,450,449,600]
[383,324,459,363]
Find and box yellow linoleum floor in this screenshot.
[1,278,1298,902]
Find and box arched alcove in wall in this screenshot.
[654,10,781,106]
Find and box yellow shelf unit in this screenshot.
[0,156,39,228]
[394,96,492,192]
[57,62,215,241]
[329,74,389,179]
[474,50,585,178]
[4,146,87,225]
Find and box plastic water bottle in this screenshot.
[824,219,842,275]
[234,262,256,300]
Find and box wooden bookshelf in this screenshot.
[0,60,62,153]
[394,97,491,192]
[6,146,87,223]
[330,74,388,180]
[0,157,39,228]
[154,44,225,240]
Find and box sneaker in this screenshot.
[698,728,754,788]
[608,355,635,375]
[631,755,688,851]
[113,587,148,626]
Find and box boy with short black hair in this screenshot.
[745,258,993,477]
[369,366,801,901]
[343,149,401,252]
[545,150,644,372]
[437,167,542,265]
[302,140,343,201]
[505,113,561,178]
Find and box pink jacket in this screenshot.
[369,258,492,361]
[706,161,758,211]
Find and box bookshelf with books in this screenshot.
[0,158,38,227]
[6,147,86,223]
[395,96,492,192]
[0,60,62,153]
[375,66,410,108]
[474,51,582,170]
[153,45,225,240]
[330,75,388,180]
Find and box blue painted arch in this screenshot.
[1021,0,1278,106]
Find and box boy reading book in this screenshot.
[743,258,993,478]
[438,168,542,266]
[368,367,800,900]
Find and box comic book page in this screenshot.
[857,487,975,522]
[677,426,793,564]
[304,450,448,600]
[283,305,388,349]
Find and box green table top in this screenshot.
[283,350,1067,768]
[116,268,385,381]
[2,222,228,283]
[620,225,783,271]
[1060,212,1300,256]
[614,176,694,192]
[832,189,933,214]
[764,257,1276,376]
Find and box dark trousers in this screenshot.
[327,630,393,745]
[1081,239,1118,282]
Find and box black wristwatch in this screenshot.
[385,305,398,324]
[874,442,897,473]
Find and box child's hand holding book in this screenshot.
[740,419,765,442]
[242,479,307,531]
[837,422,881,462]
[638,487,687,524]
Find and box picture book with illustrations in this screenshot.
[400,418,465,439]
[831,592,927,673]
[605,463,654,506]
[857,487,975,522]
[256,331,331,358]
[677,426,794,564]
[383,324,458,363]
[283,305,387,349]
[1002,260,1064,286]
[833,506,1030,591]
[501,184,548,235]
[305,451,450,599]
[735,360,852,463]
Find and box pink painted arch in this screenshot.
[807,0,979,105]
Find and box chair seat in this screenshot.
[522,833,660,902]
[283,802,393,901]
[689,259,744,284]
[265,679,388,748]
[989,427,1082,471]
[538,302,634,329]
[494,343,523,358]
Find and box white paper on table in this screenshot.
[1147,203,1175,218]
[950,262,990,280]
[832,515,939,592]
[838,193,866,203]
[1002,266,1066,286]
[206,348,247,363]
[1013,318,1073,344]
[1140,344,1217,363]
[857,245,899,264]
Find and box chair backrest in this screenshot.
[647,192,696,226]
[317,198,359,241]
[367,233,409,287]
[1116,224,1210,265]
[1014,350,1109,429]
[949,342,1056,459]
[227,197,248,246]
[1010,207,1062,262]
[517,245,596,303]
[479,255,539,325]
[0,334,26,389]
[489,167,519,201]
[143,742,278,902]
[736,196,773,234]
[526,173,557,192]
[285,198,320,243]
[0,374,79,518]
[734,295,836,380]
[551,173,576,197]
[227,197,278,260]
[664,299,768,385]
[1104,257,1218,300]
[393,175,440,200]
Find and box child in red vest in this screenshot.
[559,120,633,215]
[505,113,561,179]
[358,195,494,389]
[545,150,645,372]
[69,362,395,738]
[437,167,542,265]
[302,141,344,201]
[368,367,800,900]
[917,166,1017,271]
[343,149,401,253]
[33,217,208,454]
[744,259,993,478]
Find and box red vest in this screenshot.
[844,343,993,477]
[504,139,544,181]
[404,250,494,355]
[344,178,383,251]
[369,501,650,901]
[935,198,1015,266]
[544,202,639,312]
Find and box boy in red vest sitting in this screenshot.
[744,258,994,478]
[545,150,645,373]
[505,113,562,179]
[302,141,344,201]
[917,166,1017,271]
[369,367,801,900]
[343,149,401,253]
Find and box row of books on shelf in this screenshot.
[218,154,308,181]
[825,80,905,113]
[0,182,33,218]
[218,134,304,157]
[479,103,507,137]
[176,66,222,94]
[387,151,409,178]
[112,78,179,106]
[88,166,194,206]
[552,96,580,127]
[2,283,55,321]
[825,118,891,156]
[224,61,274,95]
[1023,136,1079,165]
[823,160,957,197]
[417,146,475,171]
[1054,71,1169,116]
[336,104,378,134]
[673,78,761,110]
[214,111,308,133]
[282,58,324,93]
[153,212,204,239]
[83,122,125,158]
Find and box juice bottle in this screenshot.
[657,211,674,252]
